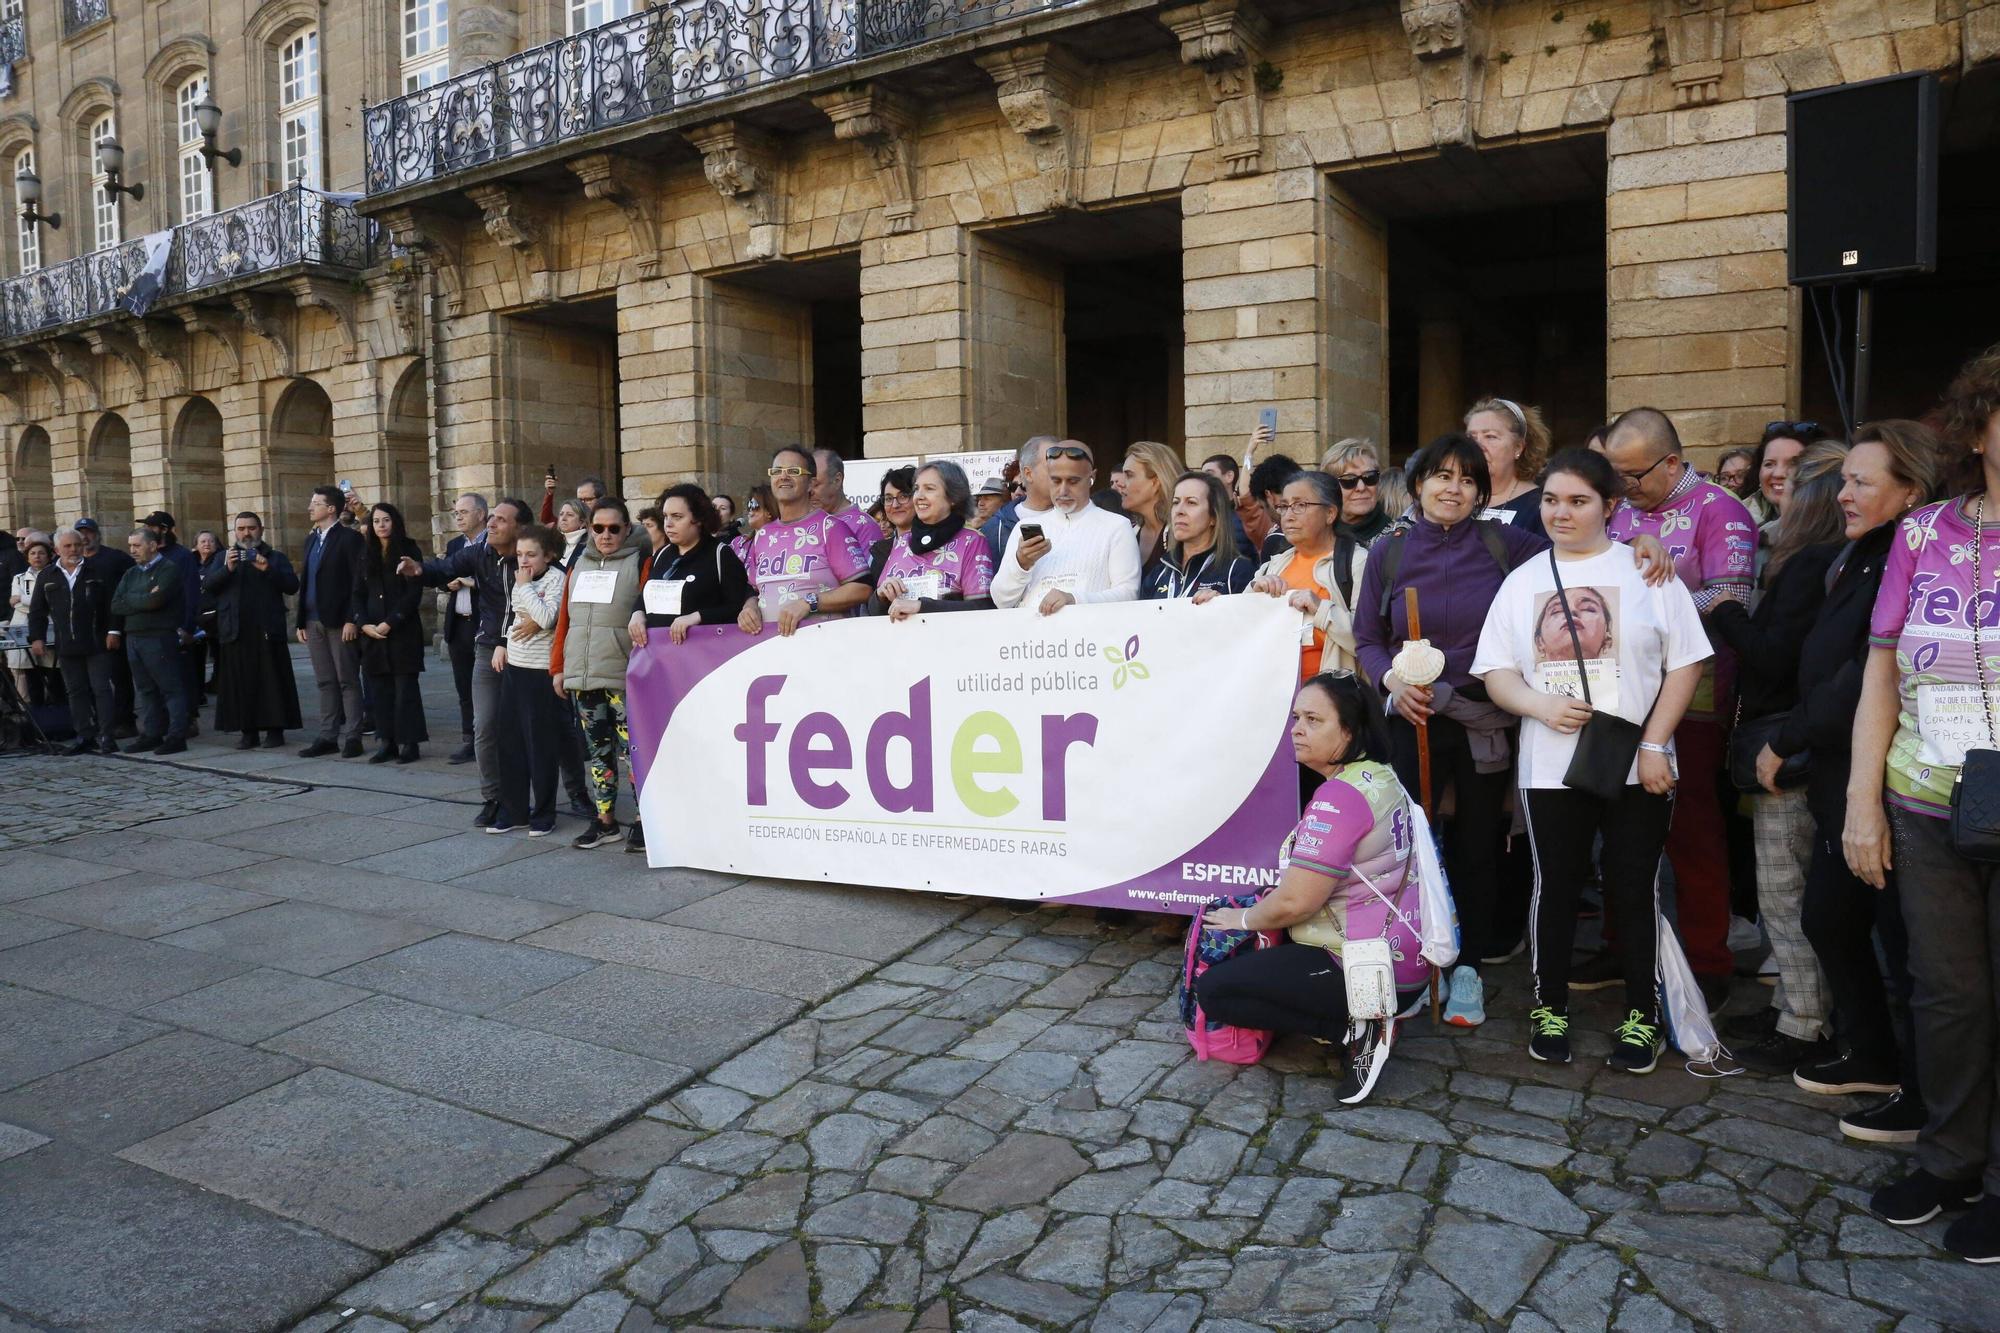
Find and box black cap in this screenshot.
[139,510,176,530]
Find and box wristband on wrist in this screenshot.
[1637,741,1671,754]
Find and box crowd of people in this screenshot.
[6,339,2000,1260]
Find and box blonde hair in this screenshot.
[1122,440,1182,531]
[1320,438,1380,472]
[1466,397,1551,484]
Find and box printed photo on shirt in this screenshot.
[1532,584,1621,712]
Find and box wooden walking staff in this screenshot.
[1403,586,1443,1025]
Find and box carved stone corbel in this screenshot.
[378,206,468,318]
[974,43,1086,211]
[678,125,786,261]
[1657,0,1725,107]
[466,182,554,296]
[232,292,296,380]
[812,87,920,234]
[4,350,67,416]
[128,318,189,399]
[388,269,423,356]
[569,152,670,275]
[1160,0,1269,177]
[289,275,361,361]
[45,339,100,410]
[178,306,241,376]
[83,326,149,401]
[1399,0,1489,150]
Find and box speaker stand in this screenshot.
[1851,283,1874,425]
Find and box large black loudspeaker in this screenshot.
[1787,72,1939,286]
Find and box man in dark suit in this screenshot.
[75,517,137,736]
[207,511,303,750]
[442,492,486,764]
[139,510,203,735]
[295,484,365,757]
[27,529,118,754]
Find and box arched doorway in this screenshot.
[13,426,53,531]
[386,361,434,554]
[269,379,334,553]
[170,397,226,545]
[84,413,133,531]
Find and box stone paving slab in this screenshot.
[327,933,601,1015]
[0,848,149,900]
[0,905,78,950]
[159,900,445,977]
[491,963,805,1068]
[120,1067,568,1252]
[0,927,254,1010]
[211,810,461,862]
[15,875,280,938]
[137,966,372,1044]
[518,913,876,1002]
[205,855,585,940]
[656,881,971,961]
[290,904,2000,1333]
[0,986,167,1091]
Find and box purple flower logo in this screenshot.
[1103,634,1151,689]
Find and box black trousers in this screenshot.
[446,615,476,740]
[370,672,425,751]
[1803,830,1919,1089]
[1197,942,1424,1044]
[498,664,564,826]
[58,653,116,744]
[1523,785,1673,1018]
[1388,713,1508,967]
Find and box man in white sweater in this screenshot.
[990,442,1141,615]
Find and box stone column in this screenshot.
[859,227,973,459]
[616,272,705,503]
[970,234,1064,452]
[1606,98,1790,457]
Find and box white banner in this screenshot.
[841,450,1015,510]
[629,595,1307,909]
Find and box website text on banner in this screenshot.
[625,596,1304,911]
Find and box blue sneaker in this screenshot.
[1442,965,1485,1028]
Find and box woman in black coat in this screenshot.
[351,502,428,763]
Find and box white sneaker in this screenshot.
[1442,965,1486,1028]
[1337,1017,1396,1104]
[1728,915,1764,953]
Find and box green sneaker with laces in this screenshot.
[1528,1006,1571,1064]
[1608,1009,1664,1074]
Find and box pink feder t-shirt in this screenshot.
[878,529,996,601]
[833,505,886,554]
[746,511,869,620]
[1281,759,1429,992]
[1606,473,1755,720]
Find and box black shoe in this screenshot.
[1871,1169,1984,1227]
[485,818,518,835]
[1528,1006,1572,1064]
[1721,1006,1781,1042]
[340,739,364,759]
[448,742,475,765]
[62,737,95,756]
[474,801,498,829]
[368,745,396,764]
[185,719,200,739]
[1696,971,1733,1016]
[1569,952,1622,992]
[112,721,138,740]
[125,736,163,754]
[1733,1031,1831,1078]
[567,798,594,820]
[235,733,259,751]
[1841,1090,1927,1145]
[571,821,621,850]
[154,737,187,756]
[397,746,420,765]
[1607,1009,1664,1075]
[1795,1050,1901,1097]
[298,739,337,758]
[527,819,556,838]
[624,822,646,854]
[1943,1196,2000,1263]
[262,731,285,748]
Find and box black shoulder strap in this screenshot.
[1547,549,1592,708]
[1375,531,1407,620]
[1478,520,1512,577]
[1333,534,1357,609]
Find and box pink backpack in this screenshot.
[1180,895,1280,1064]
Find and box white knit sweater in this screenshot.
[503,567,567,670]
[989,501,1142,610]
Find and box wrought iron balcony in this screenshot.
[62,0,110,37]
[0,186,382,342]
[0,14,25,67]
[364,0,1091,194]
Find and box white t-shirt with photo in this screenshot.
[1471,542,1712,789]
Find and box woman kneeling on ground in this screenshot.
[1193,672,1429,1103]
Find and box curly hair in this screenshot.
[1938,342,2000,493]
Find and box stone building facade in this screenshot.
[1,0,1995,536]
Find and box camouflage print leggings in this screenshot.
[571,688,631,820]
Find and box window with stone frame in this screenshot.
[402,0,449,91]
[176,74,213,222]
[567,0,635,34]
[89,112,119,251]
[13,146,37,274]
[278,27,321,187]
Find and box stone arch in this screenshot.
[385,360,434,552]
[85,412,133,531]
[268,377,333,552]
[170,396,226,545]
[12,425,53,531]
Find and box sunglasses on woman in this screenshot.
[590,523,625,534]
[1336,471,1381,491]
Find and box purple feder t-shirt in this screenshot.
[878,529,995,601]
[747,511,868,620]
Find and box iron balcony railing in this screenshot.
[365,0,1090,194]
[0,185,382,342]
[62,0,110,36]
[0,14,25,67]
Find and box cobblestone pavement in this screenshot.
[0,751,301,850]
[291,905,1997,1333]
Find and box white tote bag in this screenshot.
[1408,803,1460,970]
[1656,911,1725,1067]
